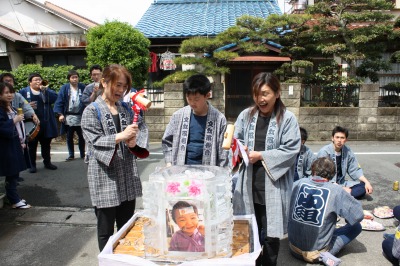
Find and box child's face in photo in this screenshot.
[174,209,199,236]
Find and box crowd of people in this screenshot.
[0,66,398,265]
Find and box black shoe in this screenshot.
[65,156,75,161]
[29,167,37,173]
[44,163,57,170]
[80,154,85,159]
[17,177,24,182]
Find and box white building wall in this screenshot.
[0,1,82,34]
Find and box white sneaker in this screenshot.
[12,200,31,209]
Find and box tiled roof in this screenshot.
[136,0,281,38]
[44,2,98,29]
[0,25,34,43]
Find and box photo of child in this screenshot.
[168,201,205,252]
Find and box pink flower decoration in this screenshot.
[166,182,181,195]
[188,182,202,196]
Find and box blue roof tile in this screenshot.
[135,0,282,38]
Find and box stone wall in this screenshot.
[281,83,400,141]
[145,82,400,142]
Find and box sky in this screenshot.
[37,0,288,26]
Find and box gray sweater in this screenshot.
[12,92,35,119]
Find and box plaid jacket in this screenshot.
[81,97,149,208]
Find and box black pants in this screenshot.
[94,200,136,251]
[27,128,53,167]
[66,125,85,158]
[254,203,280,266]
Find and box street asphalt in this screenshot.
[0,141,399,266]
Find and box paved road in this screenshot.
[0,141,399,265]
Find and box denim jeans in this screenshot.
[66,125,85,158]
[5,174,20,204]
[329,222,362,255]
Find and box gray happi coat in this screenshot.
[317,143,363,187]
[233,108,301,238]
[297,144,316,179]
[162,103,228,167]
[81,97,149,209]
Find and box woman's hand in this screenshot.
[116,124,138,143]
[59,115,65,123]
[13,114,24,124]
[248,151,262,164]
[125,137,137,148]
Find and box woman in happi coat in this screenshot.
[0,82,31,208]
[81,64,149,251]
[232,72,301,266]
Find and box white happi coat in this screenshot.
[162,104,228,167]
[81,97,149,208]
[233,108,301,238]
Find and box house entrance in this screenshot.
[225,67,263,122]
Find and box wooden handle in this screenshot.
[222,124,235,150]
[135,94,152,109]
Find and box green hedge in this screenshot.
[0,64,92,92]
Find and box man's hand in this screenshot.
[59,115,65,123]
[364,182,373,194]
[359,176,373,195]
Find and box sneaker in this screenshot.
[44,163,57,170]
[84,154,89,164]
[12,200,31,209]
[65,156,75,161]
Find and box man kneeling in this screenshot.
[288,157,363,264]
